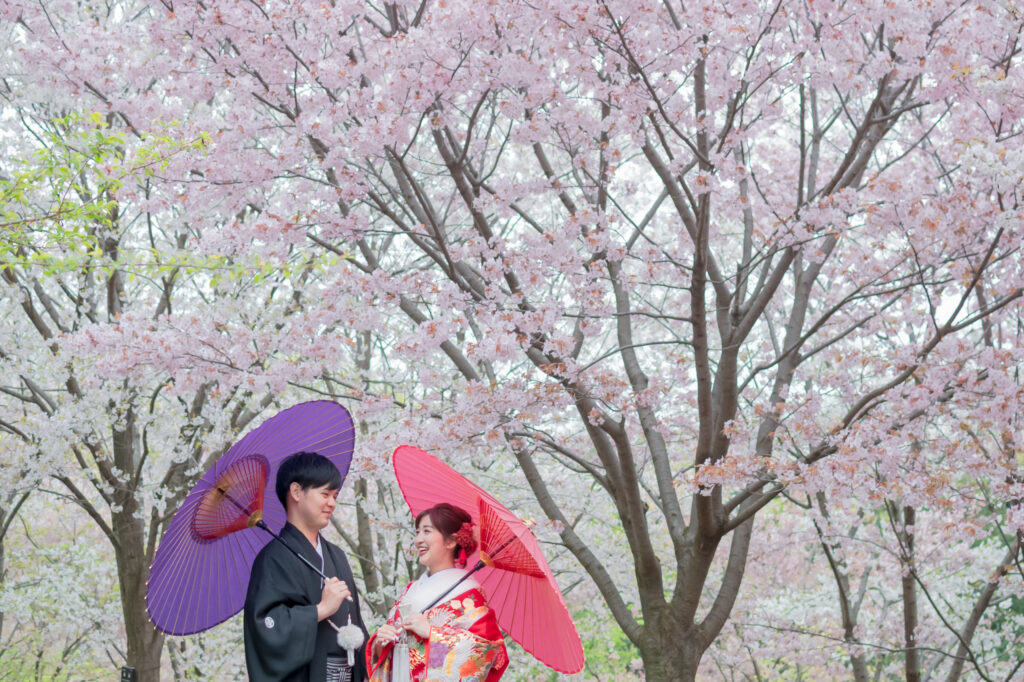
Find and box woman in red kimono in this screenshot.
[366,503,508,681]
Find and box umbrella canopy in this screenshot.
[392,444,585,675]
[146,400,355,635]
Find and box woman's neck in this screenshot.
[425,561,455,577]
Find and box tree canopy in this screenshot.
[2,0,1023,680]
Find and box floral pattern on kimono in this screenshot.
[367,582,508,681]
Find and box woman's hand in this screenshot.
[400,613,430,639]
[376,624,401,643]
[371,623,400,656]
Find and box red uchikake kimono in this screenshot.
[366,570,508,681]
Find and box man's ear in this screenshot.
[289,481,303,502]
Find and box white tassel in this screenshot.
[392,631,411,682]
[333,615,366,668]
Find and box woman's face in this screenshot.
[414,514,457,574]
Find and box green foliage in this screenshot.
[987,594,1024,663]
[2,112,123,264]
[0,112,345,291]
[0,112,208,276]
[577,609,643,679]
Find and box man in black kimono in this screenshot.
[244,451,369,682]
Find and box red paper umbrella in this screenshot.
[146,401,355,635]
[392,444,585,674]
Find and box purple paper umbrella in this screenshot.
[146,400,355,635]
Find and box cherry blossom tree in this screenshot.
[0,108,252,679]
[4,0,1024,680]
[0,98,367,680]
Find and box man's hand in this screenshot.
[316,577,350,621]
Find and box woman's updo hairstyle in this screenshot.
[416,502,477,566]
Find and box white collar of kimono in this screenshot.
[399,568,479,615]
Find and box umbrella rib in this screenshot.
[525,574,540,656]
[178,512,209,634]
[230,528,260,610]
[303,419,355,449]
[209,529,231,632]
[234,531,259,622]
[164,516,196,635]
[160,496,201,634]
[490,568,518,639]
[151,526,188,609]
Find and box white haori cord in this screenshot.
[329,615,366,667]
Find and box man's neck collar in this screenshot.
[284,520,321,548]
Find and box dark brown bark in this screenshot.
[899,506,922,682]
[111,409,164,682]
[111,502,164,682]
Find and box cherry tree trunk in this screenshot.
[111,504,163,682]
[111,416,163,682]
[637,626,703,682]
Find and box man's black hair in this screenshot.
[275,451,342,508]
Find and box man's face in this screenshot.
[290,482,339,531]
